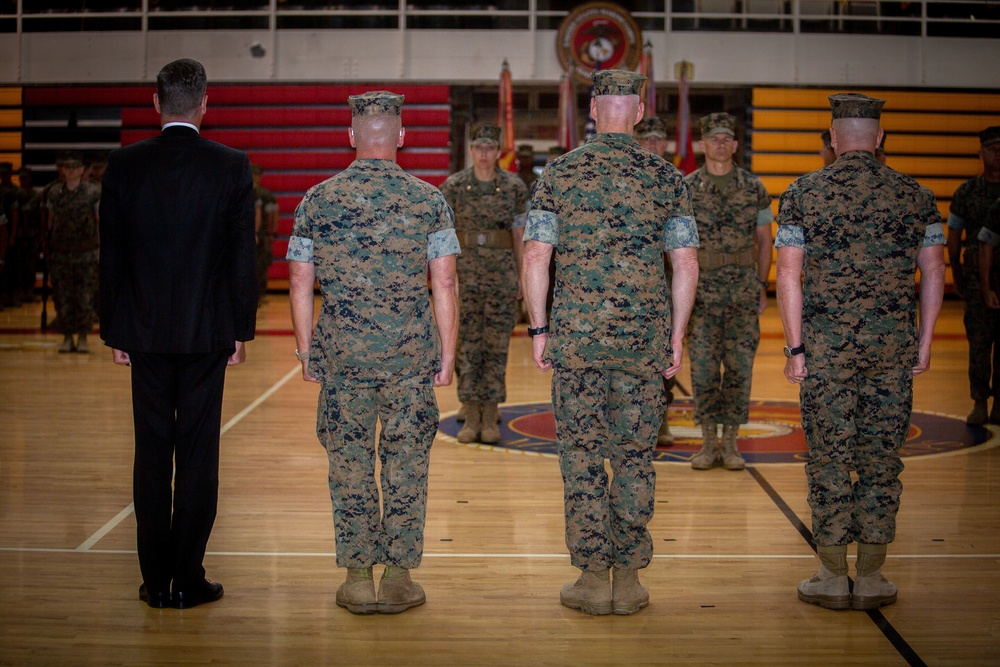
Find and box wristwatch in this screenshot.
[527,324,550,338]
[294,348,307,361]
[783,344,805,358]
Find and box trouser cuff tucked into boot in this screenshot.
[852,543,897,610]
[560,569,612,616]
[336,566,377,614]
[480,402,501,443]
[797,545,850,610]
[612,567,649,615]
[377,566,426,614]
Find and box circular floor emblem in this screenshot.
[440,399,996,464]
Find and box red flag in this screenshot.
[558,70,578,151]
[674,60,697,175]
[498,59,517,172]
[638,41,655,120]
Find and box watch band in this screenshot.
[527,324,550,338]
[783,344,805,358]
[294,348,307,361]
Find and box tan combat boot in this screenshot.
[797,544,850,610]
[456,401,482,443]
[691,423,720,469]
[377,566,426,614]
[656,415,674,446]
[560,569,612,616]
[75,333,90,353]
[852,543,897,610]
[480,403,501,443]
[967,400,988,426]
[336,566,377,614]
[719,424,746,470]
[456,402,467,422]
[612,567,649,615]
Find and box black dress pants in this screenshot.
[129,349,230,591]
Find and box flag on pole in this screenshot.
[674,60,697,175]
[498,59,517,172]
[584,60,601,144]
[557,70,578,150]
[638,40,655,119]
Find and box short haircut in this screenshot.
[156,58,208,118]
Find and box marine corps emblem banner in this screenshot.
[557,2,643,85]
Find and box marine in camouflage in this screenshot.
[553,367,663,570]
[685,164,771,426]
[525,128,697,569]
[439,164,527,403]
[776,148,946,546]
[46,179,101,335]
[948,155,1000,405]
[289,154,459,568]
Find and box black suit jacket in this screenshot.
[99,126,257,353]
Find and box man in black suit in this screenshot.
[99,58,257,610]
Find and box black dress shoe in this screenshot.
[172,579,224,609]
[139,583,171,609]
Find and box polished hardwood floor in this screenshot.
[1,294,997,666]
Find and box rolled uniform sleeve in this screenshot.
[524,209,559,245]
[664,215,699,251]
[286,235,313,262]
[774,225,805,250]
[757,207,775,227]
[428,228,460,260]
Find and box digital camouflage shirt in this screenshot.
[776,151,946,370]
[46,180,101,253]
[948,175,1000,273]
[288,159,459,386]
[525,133,698,376]
[439,166,527,232]
[684,164,772,254]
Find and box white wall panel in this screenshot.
[3,28,999,89]
[21,33,147,83]
[275,30,404,81]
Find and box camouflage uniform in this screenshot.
[439,155,527,405]
[46,180,101,335]
[288,137,459,569]
[686,162,772,426]
[776,145,945,547]
[254,181,279,303]
[949,172,1000,407]
[526,126,697,571]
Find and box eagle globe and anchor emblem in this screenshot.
[557,2,644,84]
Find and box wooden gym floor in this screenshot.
[0,295,997,666]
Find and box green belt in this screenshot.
[456,229,513,250]
[698,247,755,271]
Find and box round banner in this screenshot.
[556,2,643,84]
[439,399,997,464]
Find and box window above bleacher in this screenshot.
[1,0,997,36]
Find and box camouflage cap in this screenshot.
[700,112,736,137]
[829,92,885,120]
[979,126,1000,147]
[348,90,404,117]
[59,150,84,167]
[469,122,501,145]
[592,69,646,97]
[635,116,668,139]
[516,143,534,156]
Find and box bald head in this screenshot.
[591,95,644,136]
[830,117,882,157]
[350,114,404,158]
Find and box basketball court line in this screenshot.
[73,364,302,553]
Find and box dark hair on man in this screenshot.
[156,58,208,118]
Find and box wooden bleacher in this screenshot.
[22,83,452,290]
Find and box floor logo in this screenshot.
[439,399,996,464]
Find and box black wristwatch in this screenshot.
[527,324,550,338]
[783,344,805,358]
